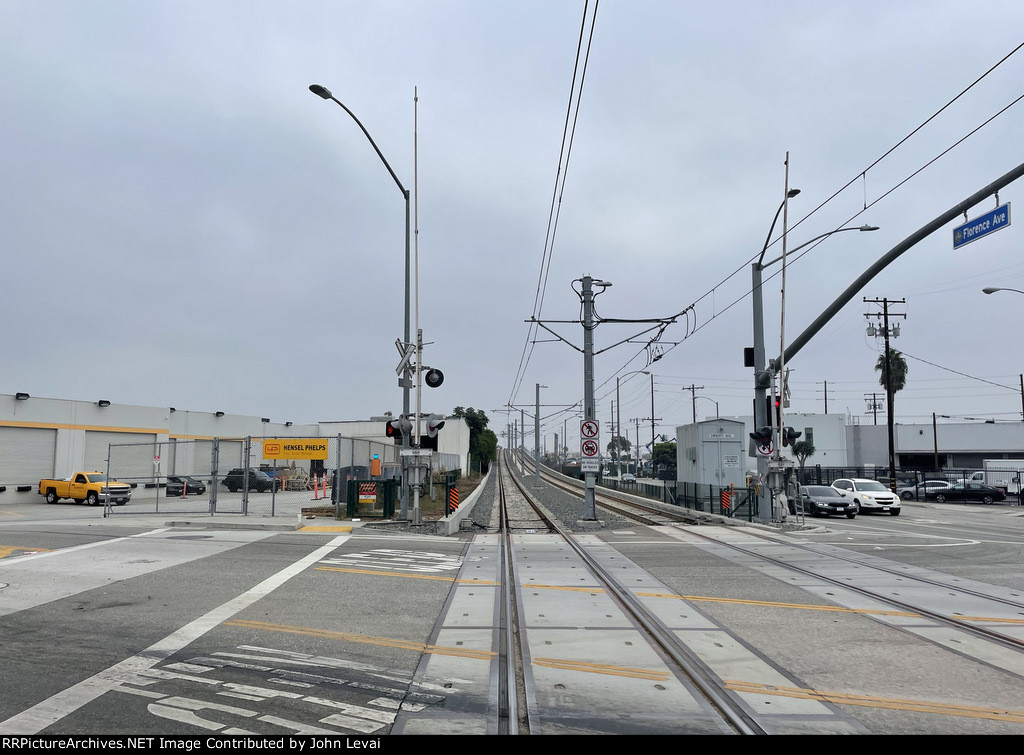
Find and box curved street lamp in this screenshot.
[983,287,1024,296]
[695,395,720,420]
[309,83,413,517]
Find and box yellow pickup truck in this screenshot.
[38,472,132,506]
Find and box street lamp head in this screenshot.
[787,188,801,199]
[983,287,1000,294]
[309,84,333,99]
[859,225,880,231]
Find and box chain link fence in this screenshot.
[101,435,459,517]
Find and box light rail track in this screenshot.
[512,450,1024,673]
[496,450,767,735]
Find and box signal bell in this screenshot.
[424,368,444,388]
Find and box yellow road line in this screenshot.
[316,567,1024,626]
[725,680,1024,723]
[300,526,353,532]
[638,591,919,618]
[533,657,670,681]
[224,619,1024,719]
[0,545,54,559]
[223,619,494,660]
[315,566,496,584]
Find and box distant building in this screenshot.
[677,413,1024,473]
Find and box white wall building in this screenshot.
[0,393,470,494]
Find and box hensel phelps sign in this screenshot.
[953,203,1010,250]
[263,439,329,460]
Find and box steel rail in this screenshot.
[698,526,1024,653]
[501,450,767,735]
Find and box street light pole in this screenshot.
[983,287,1024,421]
[696,395,719,420]
[309,84,413,518]
[617,370,649,478]
[752,201,879,519]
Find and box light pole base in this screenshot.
[575,519,604,530]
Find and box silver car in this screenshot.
[896,479,952,501]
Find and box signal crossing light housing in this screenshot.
[420,414,446,451]
[782,427,802,447]
[387,416,412,444]
[425,414,446,437]
[749,426,773,456]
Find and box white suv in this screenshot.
[831,478,901,516]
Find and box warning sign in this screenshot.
[263,439,329,460]
[359,483,377,505]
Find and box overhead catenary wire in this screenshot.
[606,42,1024,372]
[512,37,1024,433]
[508,0,600,409]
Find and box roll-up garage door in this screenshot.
[85,432,157,484]
[0,427,57,486]
[216,440,246,472]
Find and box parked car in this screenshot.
[620,473,636,483]
[896,479,952,501]
[165,475,207,496]
[928,482,1006,504]
[793,485,857,518]
[831,478,901,515]
[222,468,283,493]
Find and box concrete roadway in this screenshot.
[1,496,1023,736]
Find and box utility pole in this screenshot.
[865,393,883,425]
[535,384,545,482]
[683,384,705,424]
[820,380,829,414]
[865,297,907,492]
[581,276,601,522]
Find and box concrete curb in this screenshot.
[437,466,494,536]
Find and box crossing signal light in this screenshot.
[426,414,445,436]
[387,416,412,444]
[420,414,446,451]
[783,427,802,447]
[749,426,773,456]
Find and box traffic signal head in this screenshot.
[782,427,802,447]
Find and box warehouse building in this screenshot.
[0,393,469,497]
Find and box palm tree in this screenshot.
[875,349,908,412]
[791,440,815,471]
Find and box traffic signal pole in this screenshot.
[751,260,772,520]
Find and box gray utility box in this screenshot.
[677,419,747,488]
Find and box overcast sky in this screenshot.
[3,1,1024,449]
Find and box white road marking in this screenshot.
[0,534,350,734]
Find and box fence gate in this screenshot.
[101,434,410,519]
[104,438,217,516]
